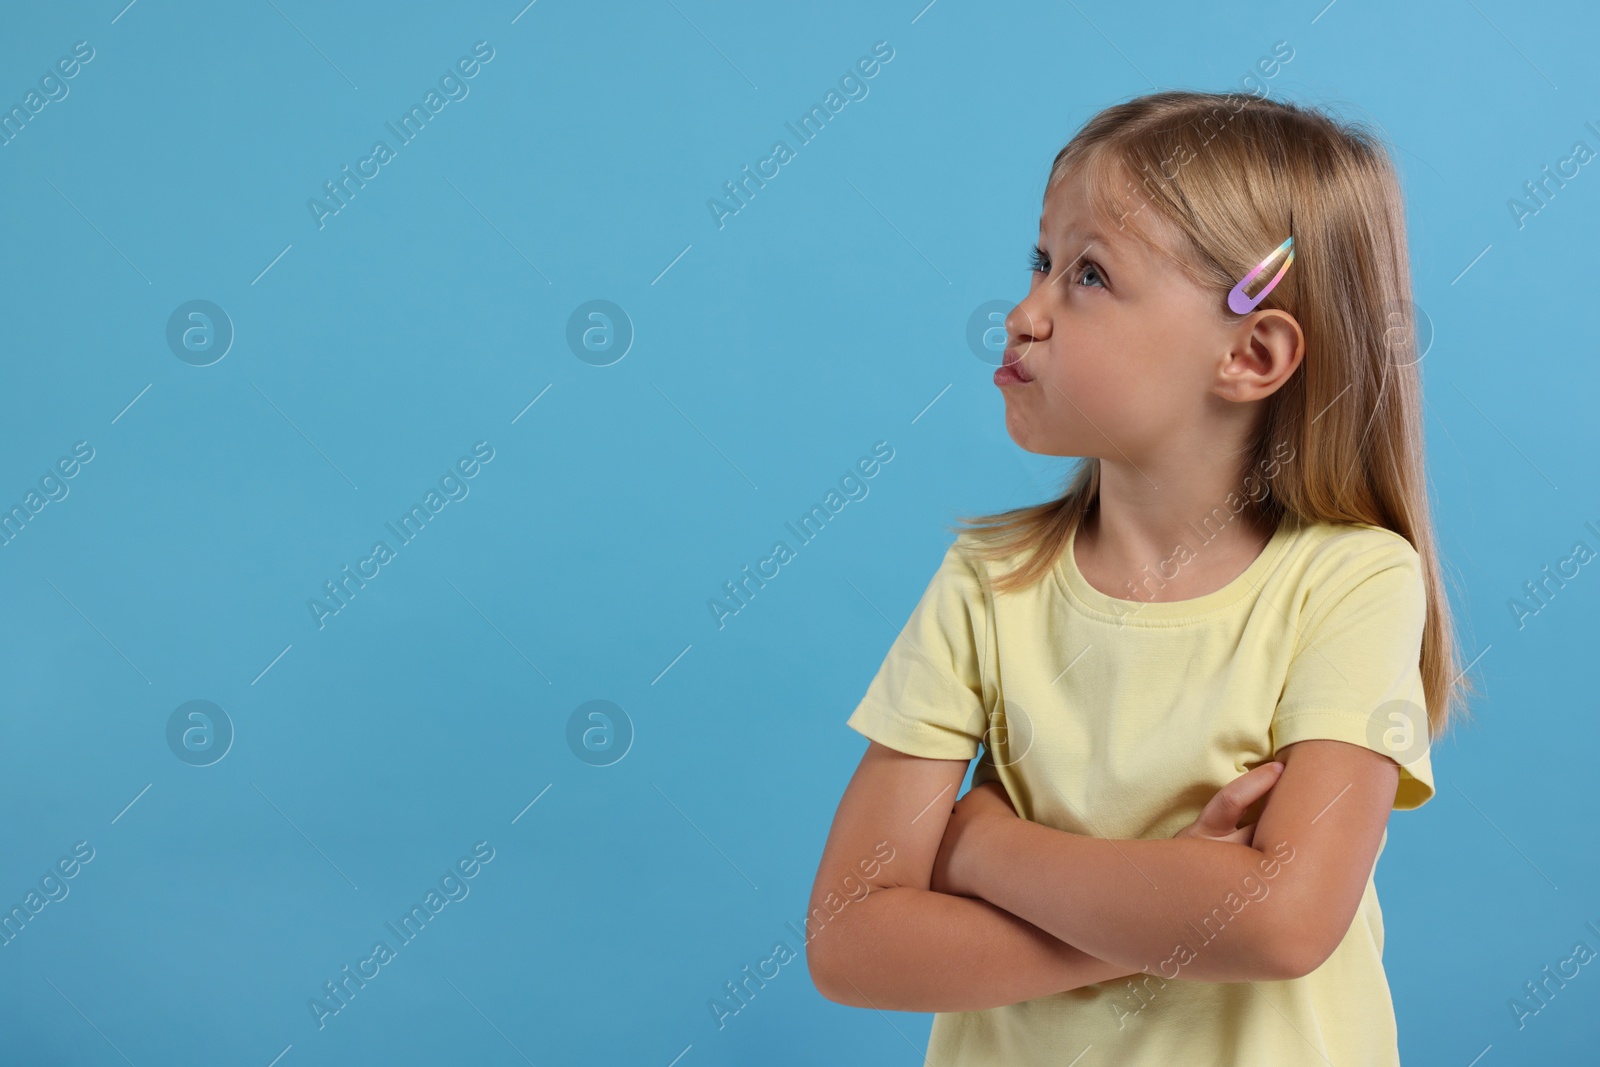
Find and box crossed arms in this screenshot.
[806,736,1400,1013]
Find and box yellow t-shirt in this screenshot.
[844,512,1435,1066]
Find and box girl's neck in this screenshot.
[1075,494,1280,604]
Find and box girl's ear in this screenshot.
[1213,309,1304,403]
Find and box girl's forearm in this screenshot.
[811,885,1137,1012]
[969,818,1300,982]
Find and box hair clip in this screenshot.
[1227,235,1295,315]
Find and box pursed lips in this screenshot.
[1001,346,1034,381]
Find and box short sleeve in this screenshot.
[845,539,996,761]
[1271,533,1436,810]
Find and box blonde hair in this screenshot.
[951,89,1472,741]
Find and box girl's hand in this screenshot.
[1174,761,1285,847]
[931,781,1017,898]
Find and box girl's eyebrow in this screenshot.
[1039,216,1121,259]
[1041,227,1124,273]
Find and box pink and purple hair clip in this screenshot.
[1227,235,1295,315]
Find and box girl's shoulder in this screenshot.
[1287,517,1421,572]
[944,526,1072,607]
[1279,518,1425,611]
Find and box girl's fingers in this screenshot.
[1194,761,1284,838]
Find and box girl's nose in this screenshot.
[1006,302,1048,346]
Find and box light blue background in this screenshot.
[0,1,1595,1064]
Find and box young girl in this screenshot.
[807,90,1473,1065]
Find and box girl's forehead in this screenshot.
[1038,197,1147,273]
[1043,168,1193,277]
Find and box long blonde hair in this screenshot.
[952,89,1472,741]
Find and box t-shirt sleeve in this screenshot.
[844,539,996,762]
[1271,531,1436,810]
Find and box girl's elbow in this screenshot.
[804,914,862,1006]
[807,945,845,1003]
[808,945,867,1007]
[1260,920,1337,981]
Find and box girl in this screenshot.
[807,90,1473,1065]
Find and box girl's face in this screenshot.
[998,165,1236,463]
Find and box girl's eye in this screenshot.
[1073,261,1107,289]
[1029,245,1108,290]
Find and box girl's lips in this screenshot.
[994,362,1032,387]
[999,347,1033,382]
